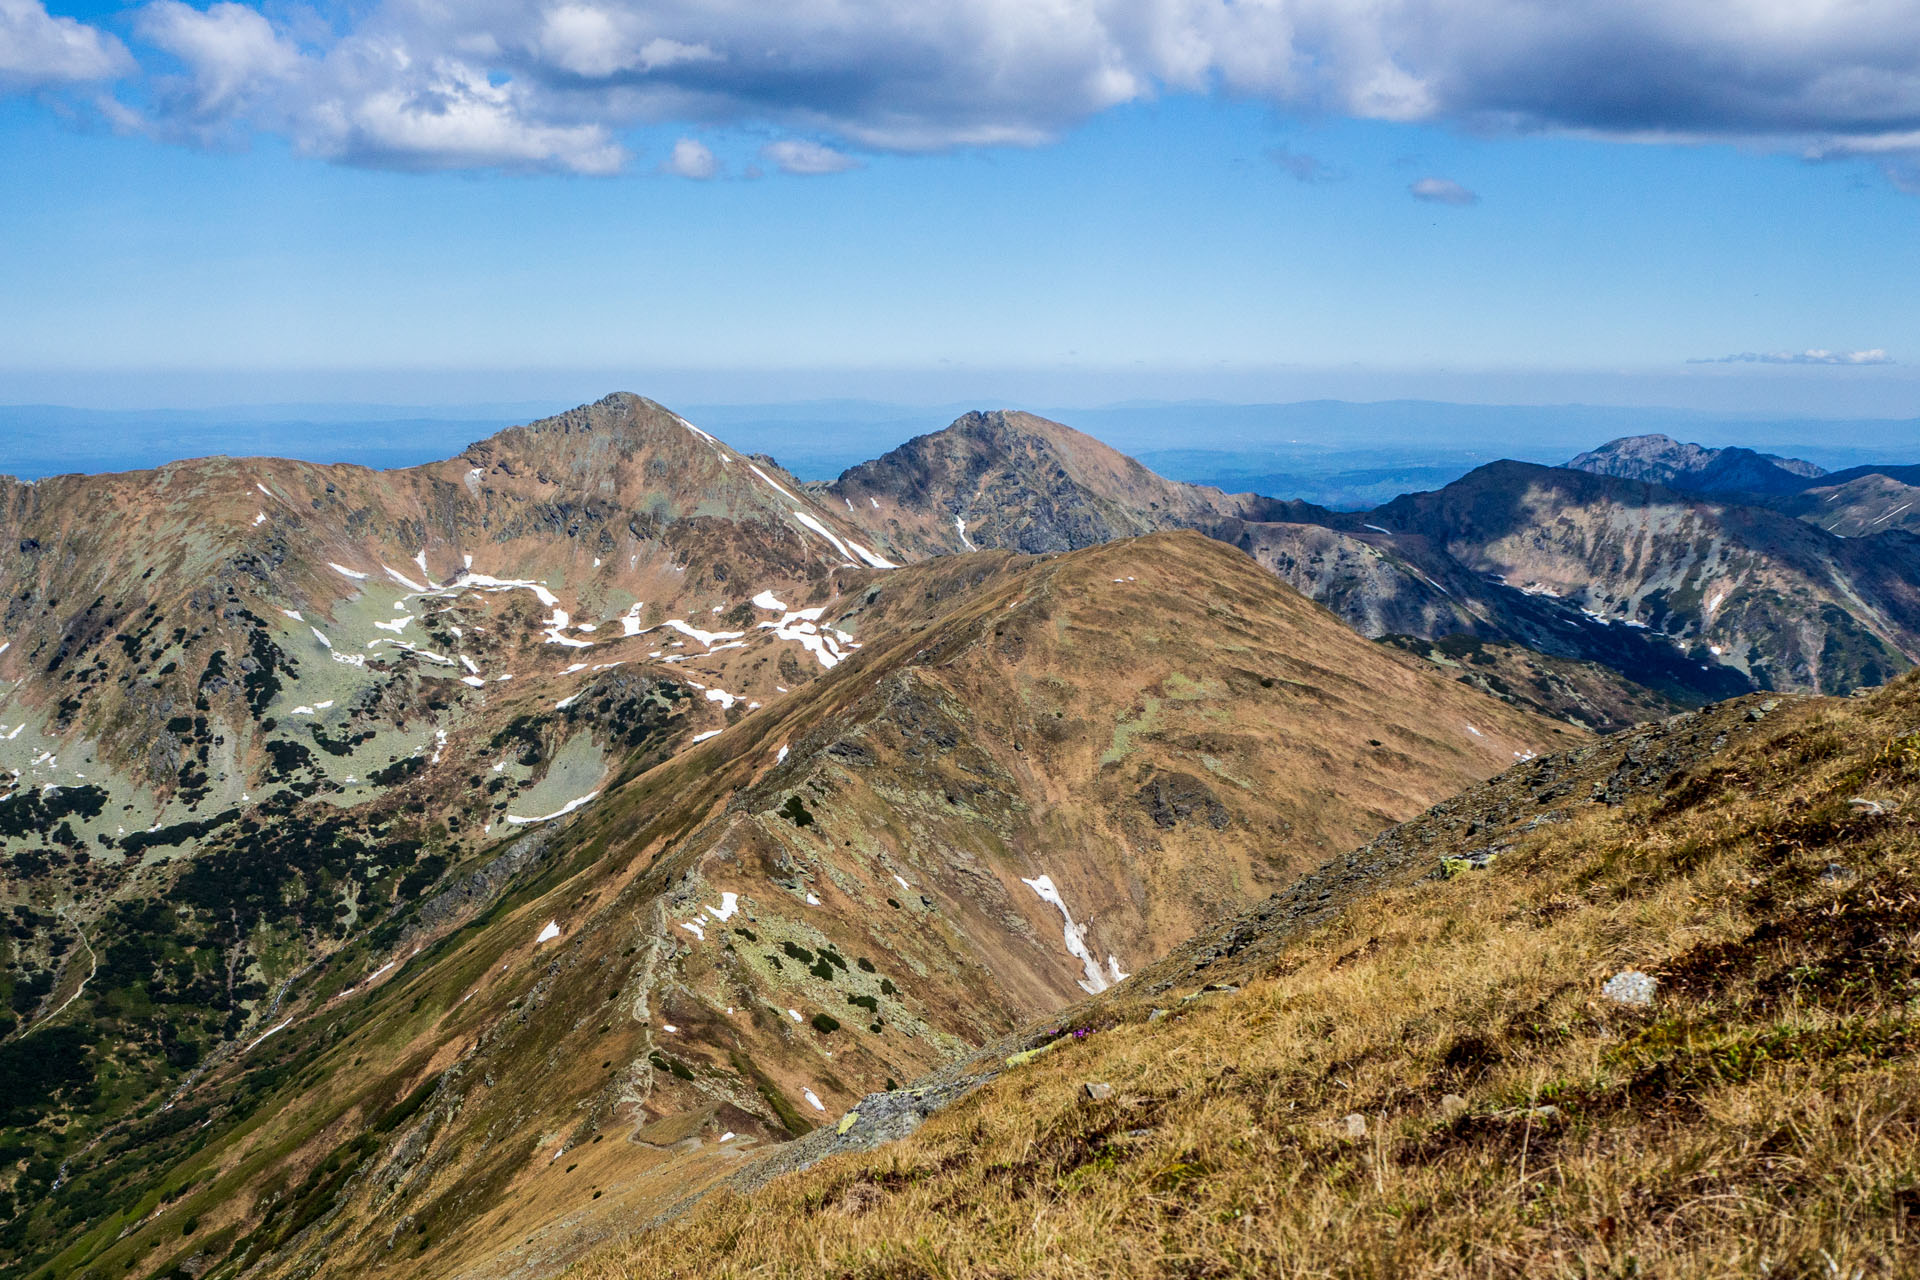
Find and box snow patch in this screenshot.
[846,539,898,570]
[246,1019,293,1051]
[329,562,369,581]
[450,572,560,609]
[706,892,739,921]
[747,463,799,502]
[649,618,745,649]
[751,589,787,611]
[955,516,976,551]
[536,920,561,944]
[506,791,600,825]
[541,607,594,649]
[681,921,706,941]
[1021,874,1111,995]
[789,510,860,565]
[776,744,789,764]
[803,1089,825,1111]
[690,729,722,743]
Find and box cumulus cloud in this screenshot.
[138,1,300,130]
[0,0,131,91]
[1409,176,1478,205]
[661,136,716,179]
[32,0,1920,180]
[762,138,860,175]
[1691,349,1895,366]
[306,59,627,174]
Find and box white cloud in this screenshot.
[662,136,715,179]
[762,138,859,175]
[535,6,719,80]
[1409,176,1478,205]
[0,0,131,91]
[138,1,299,126]
[1691,349,1895,366]
[303,57,628,174]
[52,0,1920,182]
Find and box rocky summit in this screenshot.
[2,396,1915,1280]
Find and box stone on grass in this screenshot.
[1082,1082,1115,1102]
[1601,969,1656,1007]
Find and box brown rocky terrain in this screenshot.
[0,408,1568,1280]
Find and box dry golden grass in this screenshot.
[574,676,1920,1279]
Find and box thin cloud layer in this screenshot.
[762,138,859,175]
[1268,146,1342,183]
[1692,349,1896,366]
[1409,176,1478,205]
[14,0,1920,178]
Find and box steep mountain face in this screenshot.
[827,413,1915,702]
[1377,633,1684,732]
[0,413,1572,1277]
[582,673,1920,1280]
[1748,466,1920,538]
[1366,461,1920,694]
[1567,433,1825,494]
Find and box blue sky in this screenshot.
[4,0,1920,415]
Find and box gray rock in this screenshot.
[1082,1082,1114,1101]
[1601,969,1656,1007]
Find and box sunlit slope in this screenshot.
[34,532,1569,1280]
[0,392,910,1276]
[583,673,1920,1280]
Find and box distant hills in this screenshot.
[823,413,1920,703]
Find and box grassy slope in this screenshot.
[25,533,1567,1280]
[580,674,1920,1279]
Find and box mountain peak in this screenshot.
[825,408,1227,557]
[1568,433,1824,494]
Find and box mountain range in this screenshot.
[1,397,1915,1279]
